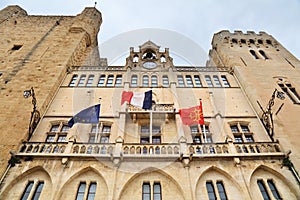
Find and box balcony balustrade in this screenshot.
[16,141,284,160]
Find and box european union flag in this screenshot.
[68,104,100,128]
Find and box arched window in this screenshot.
[131,75,138,87]
[143,75,149,87]
[106,75,114,87]
[162,75,169,87]
[213,75,221,87]
[259,50,269,59]
[77,75,86,86]
[69,75,78,87]
[160,55,166,62]
[194,75,202,87]
[133,54,139,62]
[86,75,94,87]
[250,50,259,59]
[186,75,193,87]
[97,75,106,87]
[177,75,184,87]
[115,75,122,86]
[151,75,158,87]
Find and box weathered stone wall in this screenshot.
[209,30,300,170]
[0,5,102,177]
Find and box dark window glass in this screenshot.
[216,181,227,200]
[97,75,106,87]
[142,183,151,200]
[153,183,162,200]
[245,135,254,142]
[177,75,184,87]
[205,75,213,87]
[87,182,97,200]
[78,75,86,86]
[21,181,34,200]
[115,75,122,86]
[32,181,44,200]
[69,75,78,87]
[57,135,66,142]
[234,135,243,143]
[257,180,271,200]
[86,75,94,87]
[206,181,216,200]
[151,75,158,87]
[221,75,230,87]
[230,125,239,133]
[50,125,59,132]
[194,75,202,87]
[143,75,149,87]
[250,50,259,59]
[106,75,114,86]
[76,182,86,200]
[131,75,138,87]
[46,135,55,142]
[162,75,169,87]
[186,75,193,87]
[213,75,221,87]
[267,180,281,200]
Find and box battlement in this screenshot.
[211,29,280,50]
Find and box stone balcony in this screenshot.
[16,140,284,161]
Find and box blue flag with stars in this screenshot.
[68,104,100,128]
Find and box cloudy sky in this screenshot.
[1,0,300,65]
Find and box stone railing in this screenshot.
[16,141,284,159]
[189,142,283,157]
[18,142,114,157]
[122,144,180,155]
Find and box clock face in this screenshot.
[143,61,157,69]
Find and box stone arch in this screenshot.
[118,167,185,200]
[56,166,108,199]
[196,166,243,199]
[249,165,300,199]
[1,166,52,200]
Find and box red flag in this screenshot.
[121,91,134,105]
[179,102,204,125]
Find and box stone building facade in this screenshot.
[0,5,300,200]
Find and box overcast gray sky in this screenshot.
[1,0,300,65]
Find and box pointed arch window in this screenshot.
[259,50,269,59]
[21,181,34,200]
[32,181,44,200]
[87,182,97,200]
[250,50,259,59]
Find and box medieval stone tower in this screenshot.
[0,5,299,200]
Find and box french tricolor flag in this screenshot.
[121,90,152,110]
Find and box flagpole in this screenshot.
[94,98,101,143]
[149,107,153,144]
[199,98,207,143]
